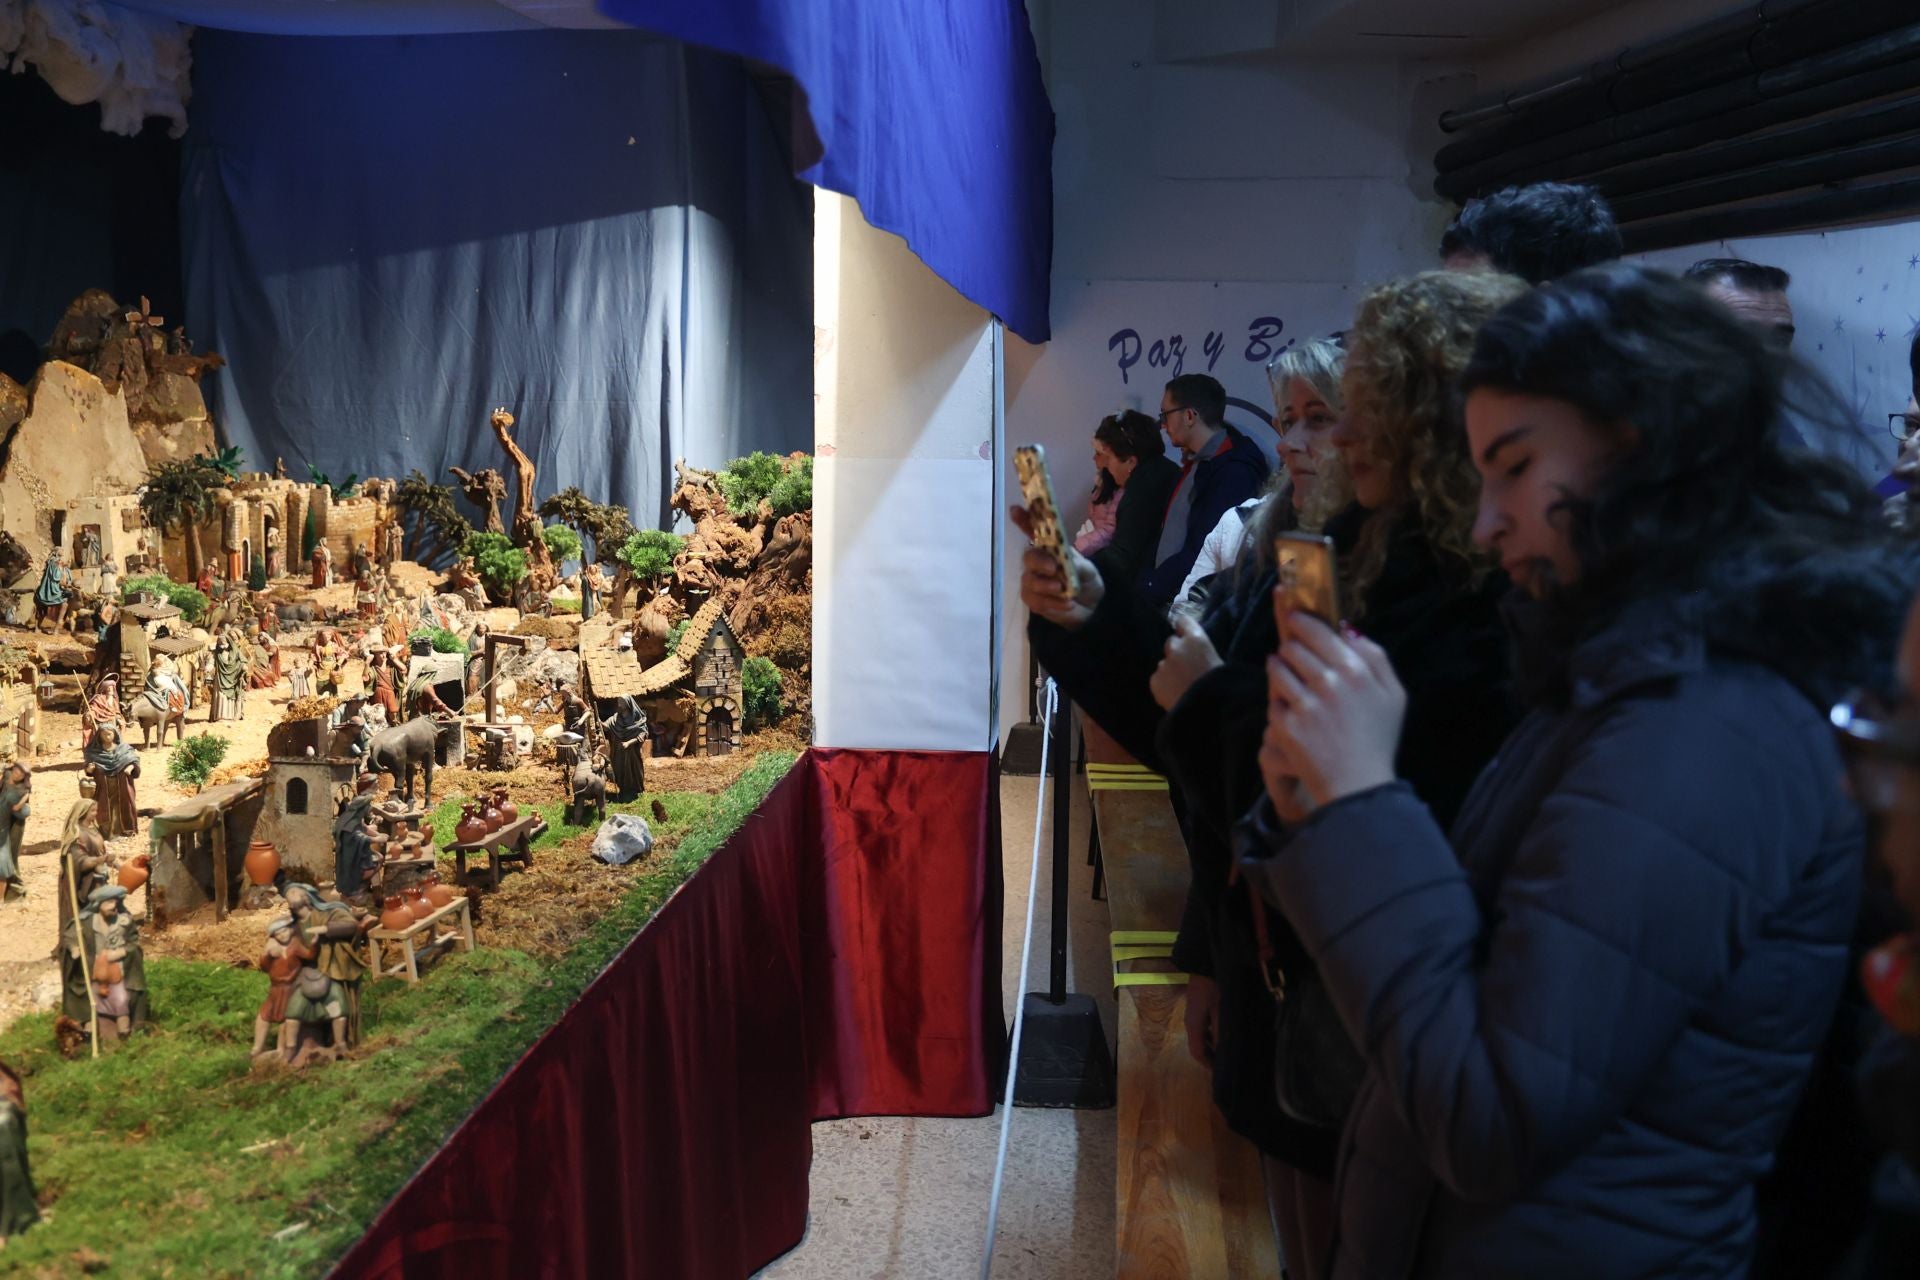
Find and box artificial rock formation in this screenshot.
[46,289,223,468]
[0,361,151,568]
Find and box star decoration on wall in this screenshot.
[1877,328,1888,341]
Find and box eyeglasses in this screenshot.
[1831,688,1920,814]
[1157,405,1191,425]
[1889,412,1920,441]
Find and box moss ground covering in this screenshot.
[0,751,798,1279]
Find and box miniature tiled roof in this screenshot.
[583,649,657,699]
[123,602,181,622]
[673,598,729,663]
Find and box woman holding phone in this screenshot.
[1018,274,1522,1277]
[1243,264,1917,1278]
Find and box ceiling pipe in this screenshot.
[1618,173,1920,253]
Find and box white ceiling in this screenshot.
[108,0,625,35]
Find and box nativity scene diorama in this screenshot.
[0,285,813,1164]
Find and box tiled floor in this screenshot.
[756,774,1118,1279]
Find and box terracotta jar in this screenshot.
[380,894,412,932]
[494,788,519,826]
[480,797,504,834]
[420,821,435,845]
[117,855,150,893]
[244,840,280,886]
[404,885,433,921]
[423,873,455,910]
[455,803,487,845]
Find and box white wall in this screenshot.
[1002,0,1447,735]
[813,191,1003,752]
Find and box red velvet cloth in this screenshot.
[331,749,1000,1279]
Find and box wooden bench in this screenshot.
[367,895,476,983]
[1083,717,1280,1280]
[444,814,548,890]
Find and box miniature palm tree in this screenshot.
[395,470,473,565]
[139,459,223,582]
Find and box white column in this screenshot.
[812,191,1002,752]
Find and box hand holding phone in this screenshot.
[1013,445,1077,597]
[1273,532,1339,625]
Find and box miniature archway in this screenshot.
[696,693,741,757]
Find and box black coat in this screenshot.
[1243,594,1865,1279]
[1093,453,1181,589]
[1134,425,1270,610]
[1029,503,1513,1175]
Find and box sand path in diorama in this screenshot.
[0,644,296,1030]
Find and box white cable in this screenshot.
[980,678,1058,1280]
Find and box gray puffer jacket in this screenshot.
[1243,595,1862,1279]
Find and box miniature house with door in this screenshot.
[252,717,365,883]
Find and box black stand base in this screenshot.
[1001,722,1047,776]
[1012,992,1115,1109]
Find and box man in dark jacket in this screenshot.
[1137,374,1268,610]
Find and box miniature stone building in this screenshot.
[616,597,744,757]
[252,716,367,883]
[63,494,157,583]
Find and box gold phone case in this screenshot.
[1014,444,1077,596]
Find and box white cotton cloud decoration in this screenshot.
[0,0,191,137]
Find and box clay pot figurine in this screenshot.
[244,840,280,886]
[493,788,518,826]
[480,797,504,834]
[380,894,412,933]
[404,885,433,921]
[117,854,151,892]
[423,873,455,910]
[455,803,487,845]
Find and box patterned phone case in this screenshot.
[1014,444,1078,596]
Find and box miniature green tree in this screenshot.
[542,523,582,567]
[541,486,642,615]
[766,455,813,517]
[463,531,527,601]
[716,452,786,517]
[248,554,267,592]
[741,656,784,728]
[139,459,224,582]
[198,445,247,479]
[408,627,467,654]
[617,529,686,588]
[168,732,230,794]
[120,575,209,625]
[396,470,473,565]
[665,618,690,653]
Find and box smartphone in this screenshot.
[1013,444,1078,596]
[1273,531,1340,624]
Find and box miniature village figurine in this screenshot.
[133,656,187,747]
[83,726,140,838]
[75,526,101,568]
[82,672,123,736]
[248,623,281,690]
[603,696,649,801]
[252,914,308,1061]
[274,456,287,480]
[98,553,119,601]
[31,551,71,634]
[332,783,383,902]
[0,1059,39,1243]
[282,883,371,1054]
[369,648,400,723]
[210,631,247,722]
[264,523,283,580]
[55,801,110,969]
[0,764,28,902]
[287,656,313,700]
[196,560,215,599]
[350,542,372,582]
[81,884,146,1039]
[581,560,606,622]
[447,555,484,609]
[354,571,377,621]
[312,540,333,588]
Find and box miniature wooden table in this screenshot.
[367,896,475,984]
[445,814,548,890]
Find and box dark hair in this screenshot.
[1461,263,1917,704]
[1684,257,1791,293]
[1439,182,1622,285]
[1164,373,1226,427]
[1910,331,1920,395]
[1092,410,1156,503]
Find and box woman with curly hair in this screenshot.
[1244,264,1919,1277]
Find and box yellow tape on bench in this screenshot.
[1114,973,1189,988]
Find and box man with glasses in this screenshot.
[1885,334,1920,532]
[1139,373,1269,610]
